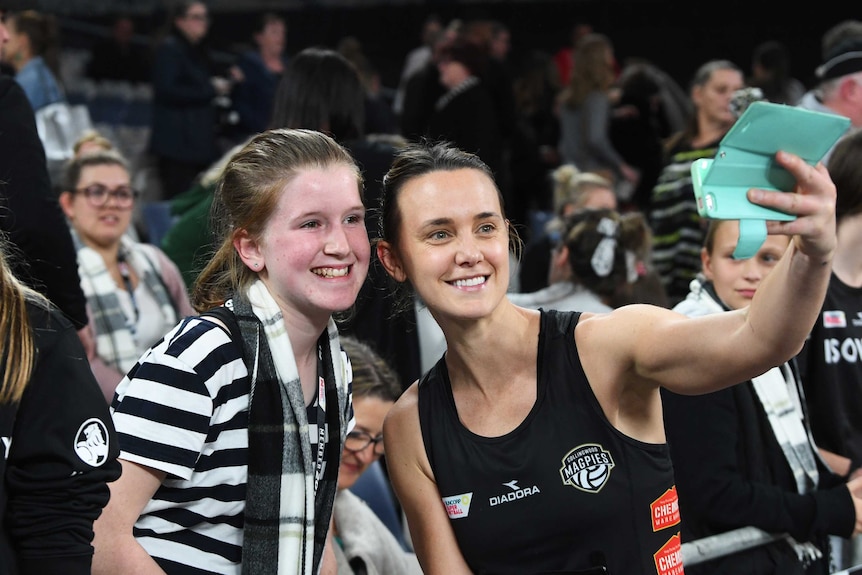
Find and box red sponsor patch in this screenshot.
[823,311,846,328]
[650,486,681,531]
[653,533,684,575]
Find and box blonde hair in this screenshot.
[551,164,614,216]
[0,241,49,403]
[73,130,114,157]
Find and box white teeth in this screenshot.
[453,276,485,287]
[313,267,348,278]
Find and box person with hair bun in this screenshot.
[58,149,194,402]
[511,207,650,313]
[519,164,616,293]
[374,139,839,574]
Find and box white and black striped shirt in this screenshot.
[111,316,347,573]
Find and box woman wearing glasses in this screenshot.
[332,336,422,575]
[59,149,194,402]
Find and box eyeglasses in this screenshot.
[74,184,139,208]
[185,12,209,22]
[344,430,385,456]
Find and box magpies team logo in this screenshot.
[559,443,615,493]
[74,418,110,467]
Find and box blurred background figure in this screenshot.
[648,59,744,307]
[1,9,62,111]
[663,219,862,575]
[229,11,288,143]
[556,33,640,199]
[798,20,862,165]
[511,207,652,313]
[149,0,232,200]
[519,164,617,294]
[393,13,442,119]
[59,149,193,402]
[85,14,150,85]
[0,236,121,574]
[332,336,422,574]
[747,40,806,105]
[337,35,399,136]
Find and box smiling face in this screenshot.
[379,168,510,322]
[237,164,370,325]
[59,163,134,250]
[701,220,789,311]
[337,394,393,490]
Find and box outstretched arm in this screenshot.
[583,150,836,397]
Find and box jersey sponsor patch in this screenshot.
[651,486,681,531]
[74,418,110,467]
[442,492,472,519]
[823,310,847,328]
[653,532,684,575]
[559,443,615,493]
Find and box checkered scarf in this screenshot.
[235,280,349,575]
[72,231,177,374]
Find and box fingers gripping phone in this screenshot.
[690,101,850,259]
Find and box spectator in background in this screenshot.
[86,15,150,84]
[425,35,504,181]
[393,13,442,118]
[518,164,617,293]
[663,219,862,575]
[398,18,460,142]
[332,336,422,575]
[149,0,231,200]
[0,236,121,575]
[59,150,194,402]
[0,6,94,357]
[552,21,594,90]
[648,59,744,306]
[747,40,805,106]
[556,33,640,195]
[510,208,652,314]
[337,35,399,135]
[60,150,194,403]
[796,130,862,572]
[798,20,862,165]
[1,9,62,112]
[230,11,289,142]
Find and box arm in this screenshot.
[92,460,168,575]
[5,306,121,574]
[0,77,88,329]
[382,384,473,575]
[581,151,836,397]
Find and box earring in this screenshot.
[253,262,260,269]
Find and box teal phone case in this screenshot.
[691,101,850,259]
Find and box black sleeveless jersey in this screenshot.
[418,310,683,575]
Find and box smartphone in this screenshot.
[691,101,850,258]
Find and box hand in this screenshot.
[77,324,96,361]
[211,76,232,96]
[847,474,862,536]
[229,65,244,83]
[747,150,837,261]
